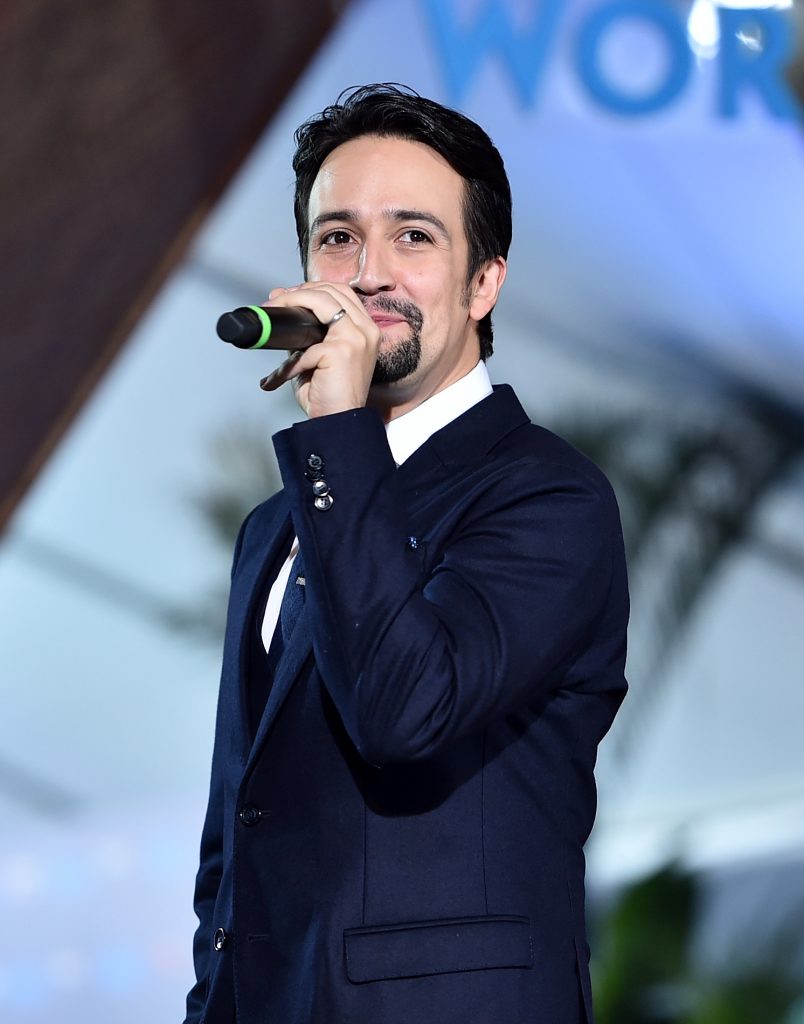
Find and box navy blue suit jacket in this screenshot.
[185,384,628,1024]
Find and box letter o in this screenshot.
[576,0,693,116]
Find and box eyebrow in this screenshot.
[309,208,451,239]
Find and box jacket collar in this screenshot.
[396,384,530,481]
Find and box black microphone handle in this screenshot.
[216,305,327,350]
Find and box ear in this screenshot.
[469,257,507,323]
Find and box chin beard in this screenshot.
[372,332,422,385]
[369,299,424,385]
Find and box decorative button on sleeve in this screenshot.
[305,454,324,480]
[306,454,333,510]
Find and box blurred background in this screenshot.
[2,0,804,1020]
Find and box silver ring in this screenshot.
[328,308,348,325]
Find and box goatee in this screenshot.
[367,298,424,385]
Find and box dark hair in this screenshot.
[292,84,512,360]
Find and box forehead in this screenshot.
[308,135,465,224]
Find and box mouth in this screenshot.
[363,298,423,333]
[368,313,408,330]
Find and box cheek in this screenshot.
[306,265,334,285]
[423,284,463,322]
[410,273,449,310]
[306,255,356,285]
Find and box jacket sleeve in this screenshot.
[273,407,625,766]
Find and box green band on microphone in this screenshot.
[247,306,273,349]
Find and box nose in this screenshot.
[349,242,395,295]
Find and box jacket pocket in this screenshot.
[344,914,532,983]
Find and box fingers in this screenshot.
[259,280,381,416]
[259,350,311,392]
[261,280,380,373]
[267,282,371,330]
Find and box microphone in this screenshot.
[216,306,327,351]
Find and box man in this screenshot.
[185,84,628,1024]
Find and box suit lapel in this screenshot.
[225,495,294,747]
[245,606,314,775]
[227,492,316,772]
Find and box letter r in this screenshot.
[718,7,801,121]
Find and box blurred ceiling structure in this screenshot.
[0,0,351,531]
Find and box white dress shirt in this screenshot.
[260,360,493,652]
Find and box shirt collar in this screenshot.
[385,361,493,466]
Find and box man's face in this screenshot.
[305,135,496,408]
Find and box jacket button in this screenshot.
[213,927,227,951]
[307,454,324,470]
[314,494,334,512]
[238,804,262,827]
[312,479,329,496]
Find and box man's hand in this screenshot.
[258,282,380,419]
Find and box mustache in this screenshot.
[363,296,423,331]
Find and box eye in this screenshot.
[399,229,432,245]
[320,229,355,246]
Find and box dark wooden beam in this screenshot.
[0,0,350,530]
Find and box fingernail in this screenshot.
[259,375,274,391]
